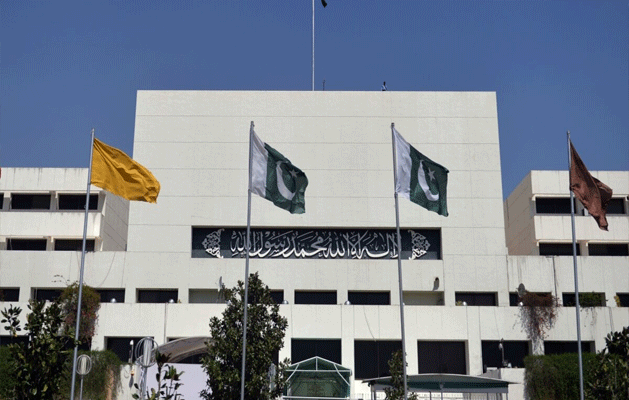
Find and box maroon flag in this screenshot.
[569,140,613,230]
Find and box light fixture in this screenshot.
[168,299,174,303]
[462,301,467,306]
[282,300,289,304]
[344,300,351,305]
[110,298,117,303]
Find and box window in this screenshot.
[11,194,51,210]
[536,198,574,214]
[403,291,444,306]
[510,292,552,307]
[0,288,19,302]
[58,194,98,210]
[588,243,629,256]
[0,335,28,347]
[562,292,605,307]
[270,290,284,304]
[616,293,629,307]
[137,289,178,303]
[607,198,626,215]
[33,289,63,302]
[106,336,147,362]
[189,289,222,304]
[7,239,47,251]
[97,289,125,303]
[539,243,580,256]
[354,340,402,379]
[54,239,95,252]
[417,341,467,374]
[0,194,4,209]
[482,341,529,369]
[292,339,342,364]
[544,341,594,355]
[455,292,497,306]
[348,291,390,305]
[294,291,337,305]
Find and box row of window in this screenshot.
[539,242,629,256]
[536,197,626,215]
[4,239,95,251]
[3,288,628,307]
[0,193,99,211]
[96,337,594,379]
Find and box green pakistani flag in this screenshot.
[250,129,308,214]
[393,127,449,216]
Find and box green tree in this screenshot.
[1,300,73,400]
[586,327,629,400]
[201,272,289,400]
[384,350,418,400]
[59,282,101,348]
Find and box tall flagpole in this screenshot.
[240,122,255,400]
[567,131,585,400]
[312,0,315,91]
[69,128,95,400]
[391,123,409,400]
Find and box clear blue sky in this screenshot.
[2,0,627,198]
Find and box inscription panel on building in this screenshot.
[192,227,440,260]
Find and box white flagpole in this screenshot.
[312,0,315,91]
[567,131,585,400]
[69,128,95,400]
[240,122,255,400]
[391,123,409,400]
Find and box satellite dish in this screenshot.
[517,283,526,298]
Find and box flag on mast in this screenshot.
[91,138,161,203]
[250,129,308,214]
[393,127,449,216]
[569,140,613,230]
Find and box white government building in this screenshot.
[1,91,628,399]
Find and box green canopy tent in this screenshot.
[283,356,352,399]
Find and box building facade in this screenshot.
[1,91,627,399]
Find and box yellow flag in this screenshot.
[91,138,160,203]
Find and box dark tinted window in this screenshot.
[348,291,390,305]
[11,194,51,210]
[270,290,284,304]
[0,288,19,302]
[482,341,529,369]
[536,198,573,214]
[509,293,519,306]
[137,290,178,303]
[544,341,594,355]
[455,292,497,306]
[417,341,467,374]
[562,292,605,307]
[58,194,98,210]
[354,340,402,379]
[606,198,626,215]
[616,293,629,307]
[0,194,4,209]
[7,239,47,251]
[34,289,63,302]
[0,335,28,346]
[54,239,95,252]
[294,291,337,305]
[589,243,629,256]
[292,339,342,364]
[98,289,125,303]
[106,337,147,362]
[539,243,580,256]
